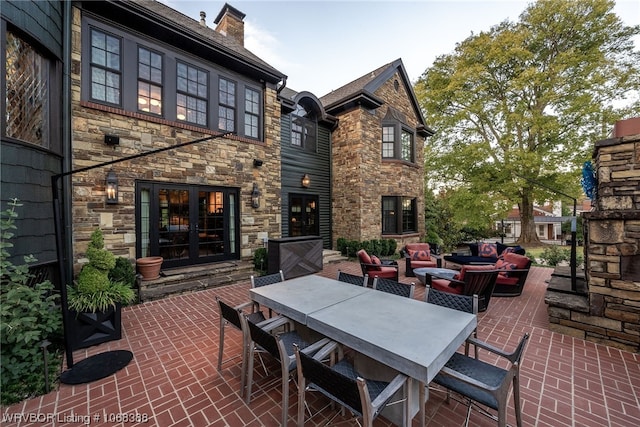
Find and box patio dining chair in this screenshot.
[337,270,368,287]
[433,333,530,427]
[424,285,478,358]
[372,277,415,299]
[242,313,330,426]
[250,269,285,316]
[215,297,266,396]
[294,341,408,427]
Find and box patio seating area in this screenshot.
[3,261,639,426]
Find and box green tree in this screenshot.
[415,0,640,244]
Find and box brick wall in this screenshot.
[69,7,281,270]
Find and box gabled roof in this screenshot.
[319,59,434,137]
[278,87,338,128]
[81,0,285,85]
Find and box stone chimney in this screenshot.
[214,3,246,46]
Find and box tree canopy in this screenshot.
[415,0,640,244]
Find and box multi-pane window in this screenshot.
[218,78,236,132]
[401,129,413,162]
[82,19,264,138]
[244,87,259,138]
[382,125,395,158]
[291,104,316,151]
[382,196,416,234]
[176,62,207,126]
[90,29,121,104]
[5,31,50,147]
[138,47,162,115]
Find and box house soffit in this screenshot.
[84,0,286,85]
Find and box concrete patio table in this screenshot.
[250,274,477,427]
[249,274,369,324]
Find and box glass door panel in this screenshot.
[198,191,225,257]
[159,188,190,261]
[289,194,319,237]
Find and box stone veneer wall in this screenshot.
[553,132,640,352]
[69,7,281,270]
[332,71,425,249]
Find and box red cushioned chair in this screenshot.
[430,265,499,312]
[402,243,441,277]
[356,249,398,286]
[492,252,532,297]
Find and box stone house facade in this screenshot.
[321,60,433,248]
[68,1,285,272]
[3,1,432,287]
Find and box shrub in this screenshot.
[253,247,267,273]
[109,257,136,288]
[386,239,397,256]
[346,240,360,258]
[1,199,63,405]
[539,245,569,266]
[336,238,347,255]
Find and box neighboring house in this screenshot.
[68,1,286,271]
[497,199,591,242]
[1,0,64,265]
[320,59,434,248]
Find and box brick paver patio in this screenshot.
[3,261,639,426]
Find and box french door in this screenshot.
[289,194,319,237]
[137,182,239,268]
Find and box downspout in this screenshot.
[276,76,287,95]
[62,1,73,288]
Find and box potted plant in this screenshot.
[67,229,135,350]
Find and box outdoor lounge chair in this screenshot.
[357,249,398,286]
[430,266,499,312]
[401,243,441,277]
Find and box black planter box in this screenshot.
[68,304,122,350]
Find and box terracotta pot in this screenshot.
[136,256,163,280]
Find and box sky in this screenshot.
[162,0,640,97]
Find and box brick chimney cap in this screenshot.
[214,3,246,24]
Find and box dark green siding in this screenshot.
[2,0,64,264]
[281,115,332,249]
[3,0,63,59]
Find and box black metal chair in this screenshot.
[294,341,407,427]
[242,314,330,426]
[215,297,266,397]
[424,286,478,357]
[250,269,285,316]
[372,277,415,298]
[337,270,367,287]
[433,333,530,427]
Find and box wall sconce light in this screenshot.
[251,183,260,208]
[301,174,311,188]
[253,159,264,167]
[105,170,119,204]
[104,134,120,146]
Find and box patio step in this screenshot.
[323,249,348,264]
[137,260,255,302]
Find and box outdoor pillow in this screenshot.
[370,255,383,270]
[407,248,430,261]
[357,249,372,265]
[494,258,518,276]
[503,252,530,269]
[479,243,498,258]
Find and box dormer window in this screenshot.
[291,103,317,152]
